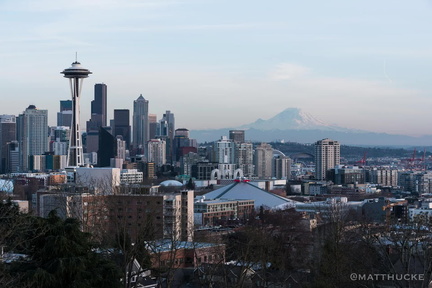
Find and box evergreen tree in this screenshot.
[186,178,195,190]
[10,211,121,288]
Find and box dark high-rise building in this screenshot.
[98,127,116,167]
[85,84,107,153]
[86,83,107,133]
[132,95,149,156]
[113,109,131,149]
[92,83,107,127]
[0,115,16,174]
[60,100,72,111]
[149,114,157,141]
[173,128,198,161]
[157,111,175,164]
[6,140,19,173]
[229,130,245,143]
[57,100,72,127]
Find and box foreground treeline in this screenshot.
[219,208,432,288]
[2,199,432,288]
[0,200,121,288]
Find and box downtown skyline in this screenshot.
[2,0,432,136]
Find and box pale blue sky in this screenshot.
[1,0,432,135]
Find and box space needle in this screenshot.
[61,59,92,167]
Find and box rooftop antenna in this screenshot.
[75,52,78,63]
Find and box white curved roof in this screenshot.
[160,180,183,187]
[203,181,297,209]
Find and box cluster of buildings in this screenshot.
[305,137,432,195]
[0,81,293,182]
[5,61,432,286]
[0,90,181,175]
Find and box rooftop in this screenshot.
[203,181,297,209]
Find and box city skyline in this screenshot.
[2,1,432,136]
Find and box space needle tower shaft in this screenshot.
[61,60,92,167]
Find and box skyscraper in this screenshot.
[229,130,245,143]
[17,105,48,172]
[148,139,166,167]
[149,114,157,140]
[273,155,292,179]
[61,60,92,167]
[94,84,107,126]
[6,141,19,173]
[214,136,235,164]
[0,115,16,174]
[132,94,149,156]
[173,128,197,161]
[87,83,107,131]
[236,142,254,178]
[314,138,340,181]
[98,127,116,167]
[113,109,131,149]
[157,111,175,164]
[57,100,72,127]
[50,126,70,156]
[254,143,273,179]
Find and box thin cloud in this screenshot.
[104,22,264,33]
[269,63,311,81]
[0,0,183,12]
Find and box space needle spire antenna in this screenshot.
[61,58,92,167]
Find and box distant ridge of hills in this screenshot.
[190,108,432,146]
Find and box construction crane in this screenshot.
[402,148,426,170]
[356,152,367,166]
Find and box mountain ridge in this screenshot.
[189,108,432,146]
[239,108,337,131]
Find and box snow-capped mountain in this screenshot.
[190,107,432,145]
[239,108,349,131]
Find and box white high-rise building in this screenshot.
[273,155,292,179]
[254,143,273,179]
[132,94,149,156]
[214,136,235,164]
[53,142,68,156]
[148,139,166,167]
[116,137,126,161]
[315,138,340,181]
[50,126,70,156]
[17,105,48,172]
[236,142,254,178]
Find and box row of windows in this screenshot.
[197,254,221,263]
